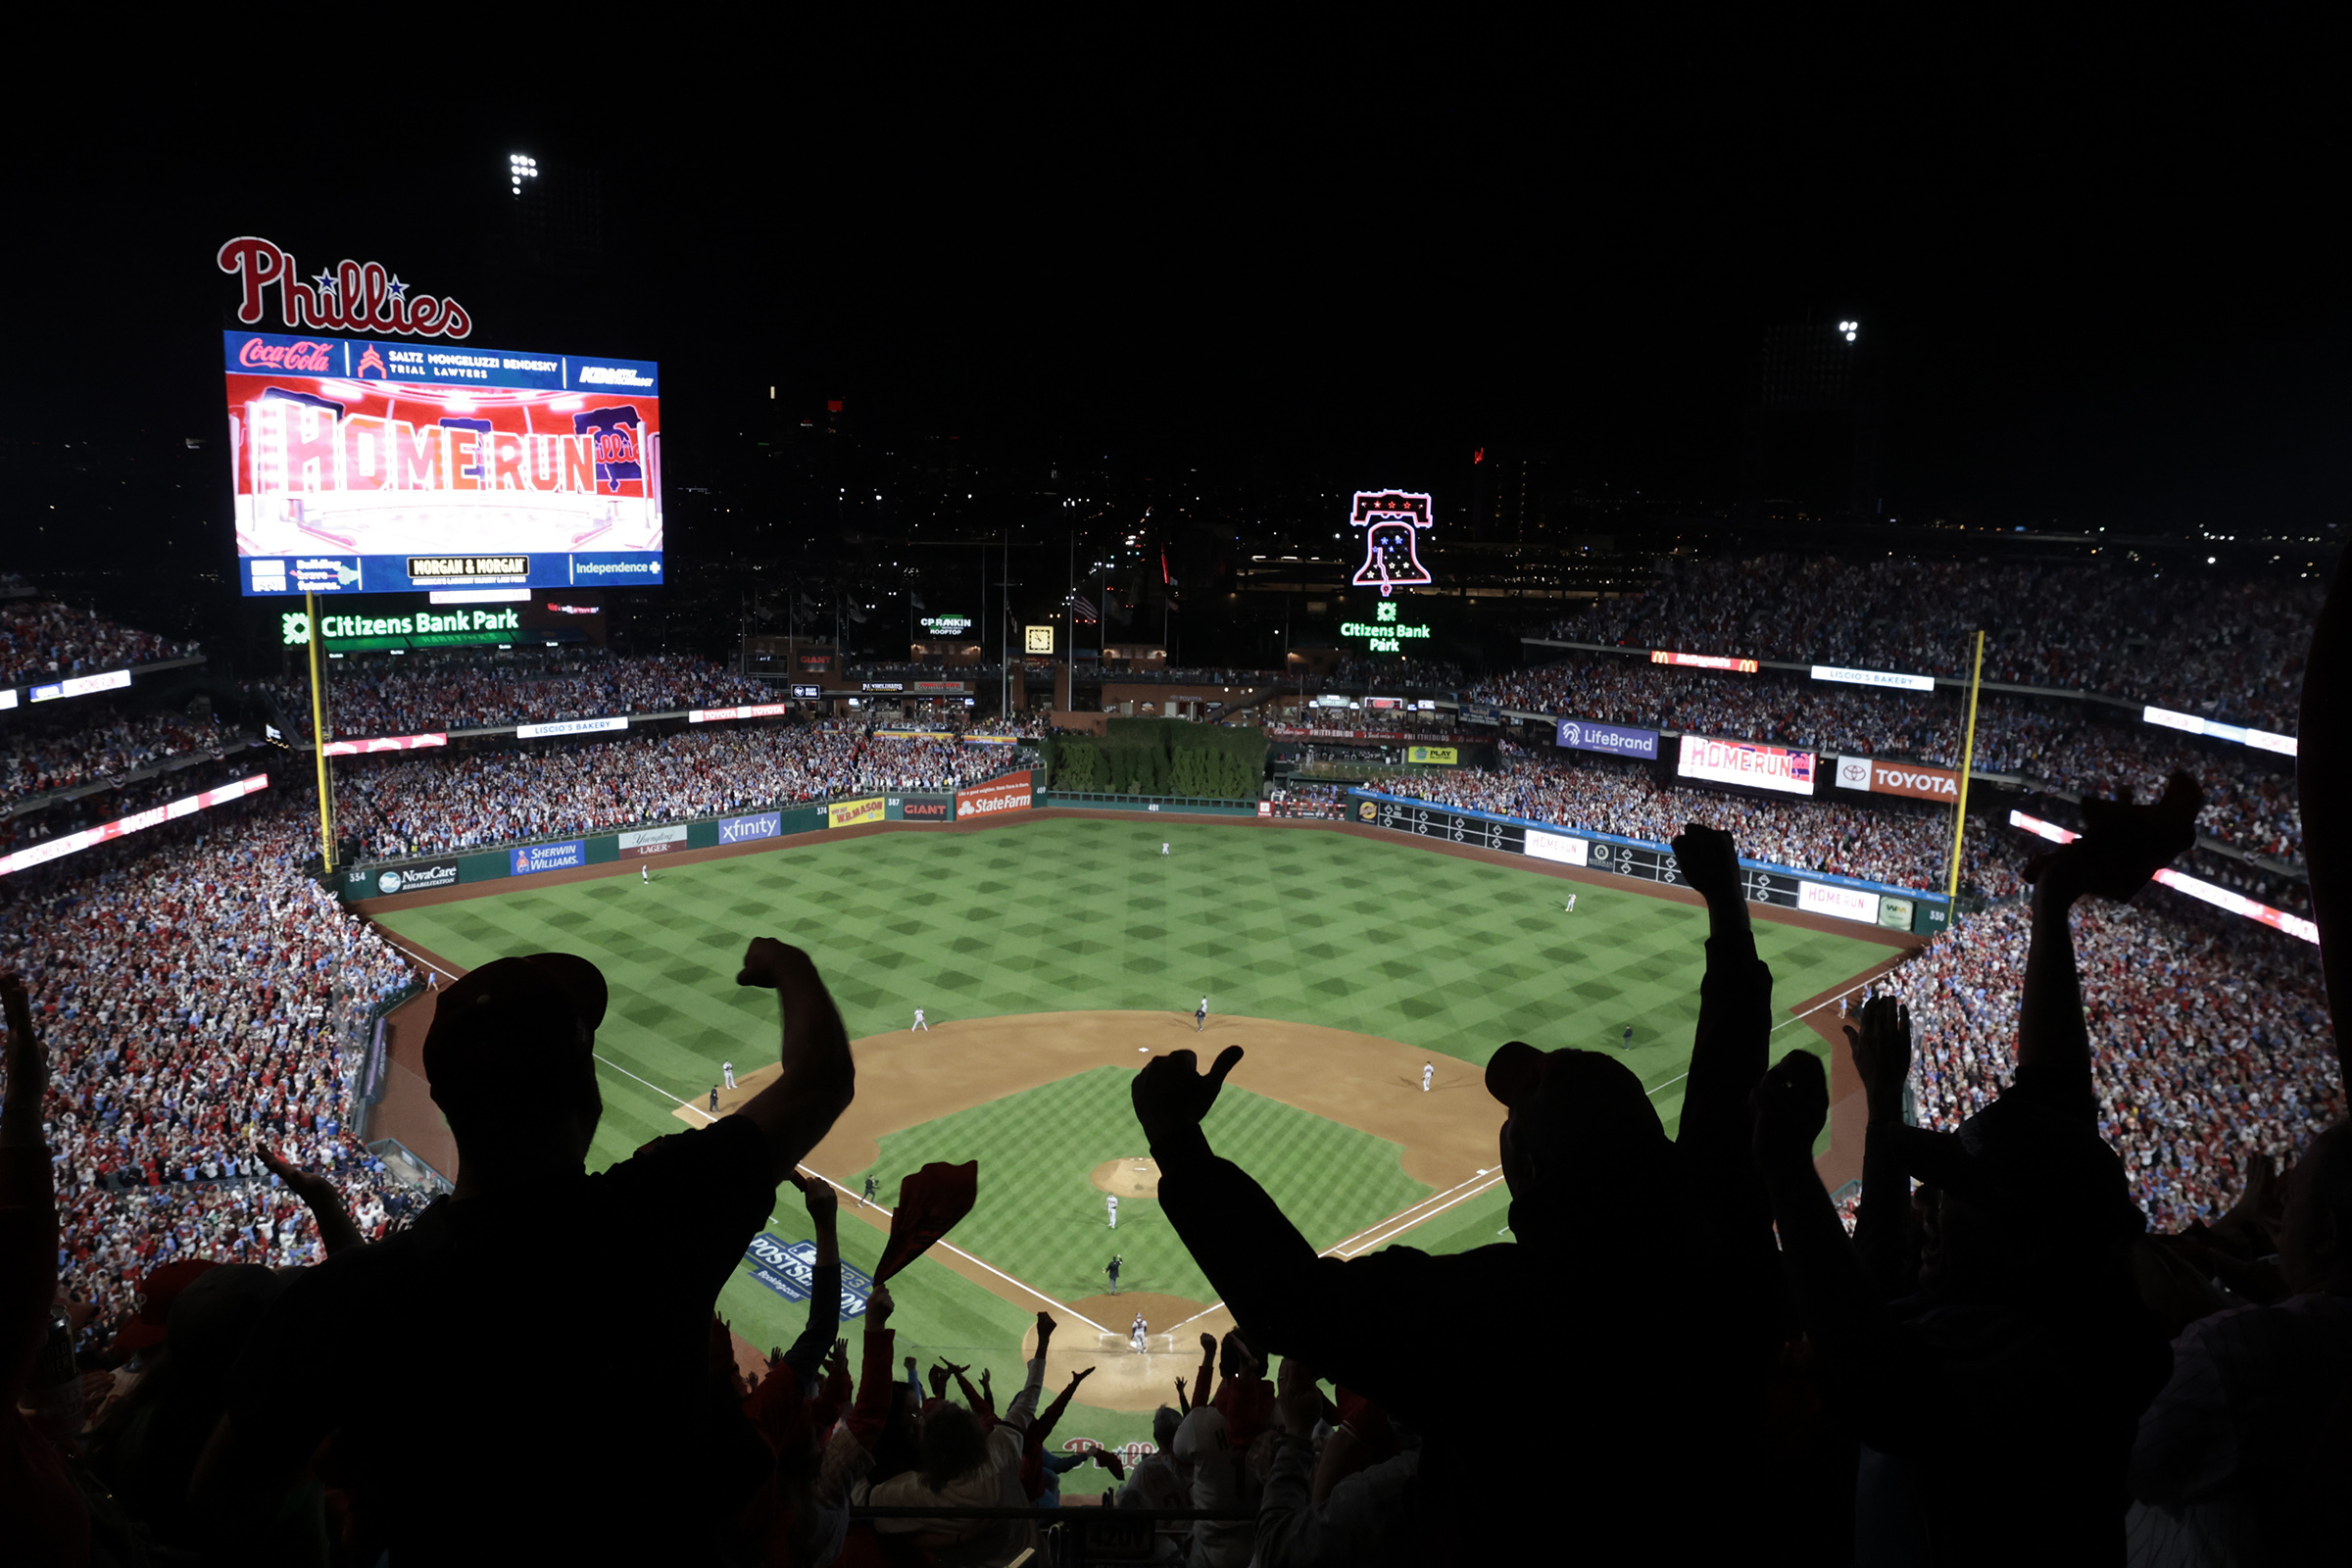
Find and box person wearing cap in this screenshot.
[215,939,858,1563]
[1752,777,2198,1565]
[1131,823,1770,1562]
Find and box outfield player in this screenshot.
[1622,1024,1634,1050]
[1195,997,1208,1032]
[1160,842,1171,856]
[1131,1313,1149,1353]
[1565,893,1577,913]
[721,1059,736,1091]
[912,1007,929,1032]
[1107,1193,1119,1229]
[641,864,650,886]
[1421,1061,1433,1094]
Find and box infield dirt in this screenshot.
[674,1008,1503,1411]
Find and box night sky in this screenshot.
[11,45,2344,570]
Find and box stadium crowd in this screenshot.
[1398,746,1969,891]
[269,650,778,741]
[1,595,198,692]
[1551,552,2318,728]
[3,708,234,808]
[5,571,2352,1567]
[1870,851,2341,1234]
[0,799,425,1369]
[344,724,1040,858]
[1466,657,2305,860]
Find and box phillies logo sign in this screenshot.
[219,236,472,340]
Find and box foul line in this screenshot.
[1165,1166,1511,1333]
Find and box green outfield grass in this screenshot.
[373,814,1890,1443]
[853,1064,1430,1305]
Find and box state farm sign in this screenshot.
[1836,756,1961,803]
[956,769,1035,818]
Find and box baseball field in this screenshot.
[371,812,1900,1466]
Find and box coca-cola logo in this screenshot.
[219,235,471,340]
[236,337,335,371]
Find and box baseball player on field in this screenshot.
[1565,893,1576,913]
[1106,1254,1122,1294]
[1131,1313,1149,1353]
[721,1059,736,1091]
[1195,996,1208,1032]
[912,1007,929,1031]
[1421,1061,1433,1093]
[708,1086,719,1114]
[861,1174,879,1207]
[641,864,650,885]
[1107,1194,1119,1229]
[1160,842,1171,856]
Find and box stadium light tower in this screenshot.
[1838,319,1859,342]
[509,153,538,194]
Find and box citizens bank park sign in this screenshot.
[220,236,472,339]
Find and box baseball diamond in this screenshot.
[367,810,1900,1445]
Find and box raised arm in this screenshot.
[1191,1331,1216,1411]
[258,1146,366,1257]
[780,1171,842,1382]
[1668,824,1776,1179]
[732,940,857,1181]
[2018,773,2200,1081]
[1846,998,1920,1297]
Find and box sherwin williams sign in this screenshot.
[828,797,885,828]
[512,839,587,875]
[1554,718,1661,760]
[956,770,1035,818]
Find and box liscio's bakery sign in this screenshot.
[218,236,473,339]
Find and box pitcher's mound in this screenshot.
[1090,1157,1160,1198]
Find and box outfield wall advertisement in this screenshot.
[1349,789,1948,935]
[619,825,687,857]
[512,839,587,876]
[717,811,783,844]
[828,798,885,829]
[956,770,1035,818]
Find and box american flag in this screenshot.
[1066,592,1099,624]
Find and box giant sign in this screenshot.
[225,329,662,597]
[1834,756,1960,802]
[1677,734,1816,797]
[282,606,521,652]
[1340,599,1434,653]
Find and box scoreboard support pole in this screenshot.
[1944,629,1985,902]
[307,592,337,872]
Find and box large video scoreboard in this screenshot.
[224,330,662,597]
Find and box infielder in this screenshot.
[912,1007,929,1032]
[1623,1024,1634,1050]
[1421,1061,1434,1094]
[861,1174,879,1207]
[1195,997,1208,1032]
[1107,1194,1119,1229]
[708,1086,719,1114]
[1106,1254,1122,1294]
[721,1059,737,1091]
[1131,1313,1149,1353]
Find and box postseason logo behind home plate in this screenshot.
[956,769,1034,817]
[743,1235,871,1316]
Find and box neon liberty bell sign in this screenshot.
[1348,490,1435,597]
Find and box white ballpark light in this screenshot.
[2008,809,2316,944]
[429,588,533,605]
[2141,705,2296,757]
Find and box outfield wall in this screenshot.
[338,775,1050,902]
[1346,788,1952,937]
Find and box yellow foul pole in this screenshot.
[307,592,335,872]
[1945,628,1985,901]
